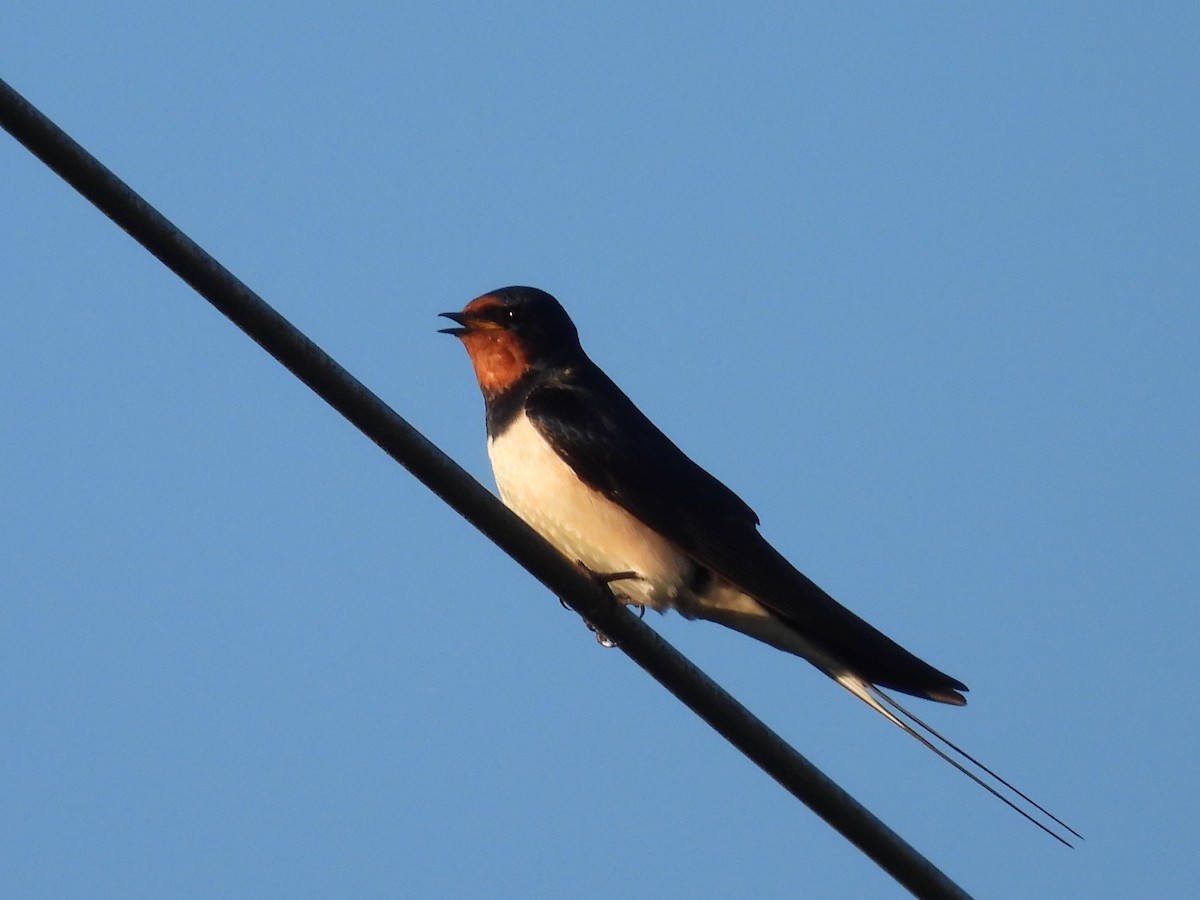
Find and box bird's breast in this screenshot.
[486,412,690,610]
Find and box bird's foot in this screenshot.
[576,563,645,601]
[592,568,643,587]
[577,566,645,605]
[560,563,647,647]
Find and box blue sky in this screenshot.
[2,4,1196,897]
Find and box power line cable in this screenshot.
[1,76,972,900]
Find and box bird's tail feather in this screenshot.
[834,671,1082,847]
[684,596,1079,844]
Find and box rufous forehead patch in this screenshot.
[462,293,502,316]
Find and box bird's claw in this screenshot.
[560,562,647,647]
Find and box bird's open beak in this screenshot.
[438,311,472,336]
[438,311,502,336]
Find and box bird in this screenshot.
[441,285,1077,845]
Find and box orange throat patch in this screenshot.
[460,328,530,396]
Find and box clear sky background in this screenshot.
[2,4,1196,898]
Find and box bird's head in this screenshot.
[440,286,582,396]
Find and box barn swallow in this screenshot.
[441,285,1077,845]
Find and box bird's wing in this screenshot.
[524,368,1091,847]
[524,368,966,702]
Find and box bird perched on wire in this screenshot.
[441,285,1077,845]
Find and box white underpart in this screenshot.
[487,412,831,659]
[488,413,691,610]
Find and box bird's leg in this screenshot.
[562,562,648,647]
[572,562,646,600]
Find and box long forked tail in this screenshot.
[834,673,1082,847]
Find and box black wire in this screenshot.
[1,76,972,900]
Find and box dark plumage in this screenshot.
[441,285,1078,845]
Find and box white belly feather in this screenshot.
[488,414,819,659]
[487,413,690,610]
